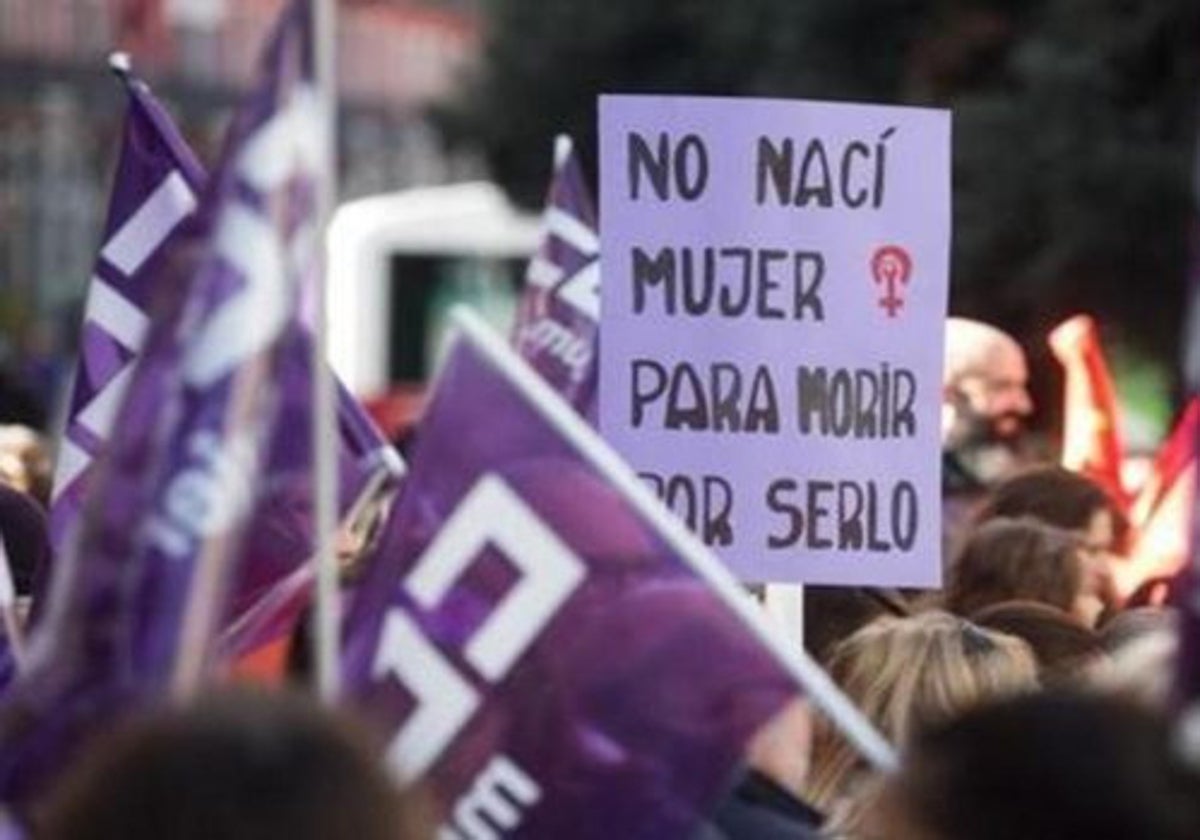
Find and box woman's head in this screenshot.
[0,424,51,508]
[974,464,1127,553]
[805,611,1037,815]
[948,517,1103,625]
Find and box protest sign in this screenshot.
[343,307,892,839]
[599,94,950,586]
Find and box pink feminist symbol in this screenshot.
[871,245,913,318]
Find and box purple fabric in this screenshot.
[1178,262,1200,718]
[218,564,312,663]
[0,1,321,810]
[511,136,601,419]
[343,323,796,838]
[0,644,11,697]
[43,56,399,656]
[223,334,399,640]
[49,65,204,554]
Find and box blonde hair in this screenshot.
[0,424,50,506]
[804,611,1038,819]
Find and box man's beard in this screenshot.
[947,407,1027,487]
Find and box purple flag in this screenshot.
[0,811,20,840]
[1175,139,1200,760]
[511,136,601,417]
[49,56,204,553]
[343,308,890,837]
[0,0,326,810]
[45,55,401,648]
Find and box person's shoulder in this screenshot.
[701,769,824,839]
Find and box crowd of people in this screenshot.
[0,315,1196,839]
[766,316,1200,838]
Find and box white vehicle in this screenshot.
[327,181,540,406]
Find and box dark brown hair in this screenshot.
[947,518,1084,618]
[973,465,1128,548]
[40,689,426,840]
[876,693,1200,840]
[971,600,1106,684]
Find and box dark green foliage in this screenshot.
[446,0,1200,389]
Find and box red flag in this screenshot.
[1131,398,1199,528]
[1049,315,1129,510]
[1118,399,1199,600]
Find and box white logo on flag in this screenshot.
[53,171,197,500]
[441,756,542,840]
[372,474,586,783]
[186,86,322,388]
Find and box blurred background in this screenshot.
[2,0,1199,448]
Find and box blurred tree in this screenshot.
[950,0,1200,401]
[446,0,1200,404]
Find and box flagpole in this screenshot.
[763,583,804,655]
[312,0,340,704]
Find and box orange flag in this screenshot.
[1049,315,1129,510]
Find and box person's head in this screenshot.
[1096,608,1179,709]
[971,600,1107,685]
[942,318,1032,449]
[804,611,1037,816]
[874,692,1200,840]
[974,464,1128,555]
[0,425,51,508]
[947,517,1103,626]
[40,689,426,840]
[1099,606,1177,653]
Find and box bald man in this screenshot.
[939,318,1034,565]
[942,318,1033,489]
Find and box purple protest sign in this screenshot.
[512,135,601,417]
[343,307,891,838]
[0,0,325,811]
[598,95,951,586]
